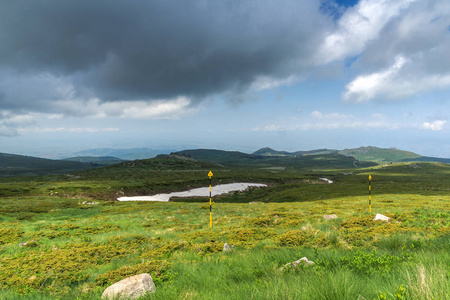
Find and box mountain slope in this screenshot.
[174,149,263,166]
[174,149,376,169]
[253,147,338,156]
[0,153,95,176]
[338,146,420,162]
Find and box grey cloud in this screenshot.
[0,0,330,111]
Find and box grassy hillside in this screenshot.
[400,156,450,164]
[0,161,448,299]
[253,147,337,156]
[339,146,421,162]
[0,153,95,177]
[252,147,296,156]
[175,149,375,169]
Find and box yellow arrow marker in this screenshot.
[369,175,372,181]
[208,171,213,178]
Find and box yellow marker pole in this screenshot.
[369,175,372,213]
[208,171,213,228]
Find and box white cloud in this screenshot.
[252,124,286,132]
[343,55,408,102]
[343,54,450,102]
[0,111,37,137]
[250,75,300,91]
[18,127,119,133]
[253,111,402,132]
[316,0,415,64]
[51,96,194,120]
[421,120,446,131]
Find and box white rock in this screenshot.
[223,243,234,252]
[323,214,338,220]
[281,257,314,271]
[101,273,156,300]
[373,213,390,222]
[320,178,333,184]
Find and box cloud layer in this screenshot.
[0,0,327,108]
[1,0,450,137]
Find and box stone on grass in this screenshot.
[281,257,314,271]
[101,273,156,300]
[223,243,234,252]
[323,214,338,220]
[373,213,390,222]
[19,240,39,248]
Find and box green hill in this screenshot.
[174,149,264,166]
[174,149,375,169]
[0,153,95,177]
[252,147,337,156]
[399,156,450,164]
[252,147,295,156]
[338,146,420,162]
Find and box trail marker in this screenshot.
[208,171,213,228]
[369,175,372,213]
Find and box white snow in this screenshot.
[320,178,333,184]
[117,183,267,202]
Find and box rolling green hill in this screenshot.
[174,149,375,169]
[399,156,450,164]
[0,152,95,177]
[338,146,421,162]
[253,147,338,156]
[174,149,264,166]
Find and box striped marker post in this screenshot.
[369,175,372,213]
[208,170,213,228]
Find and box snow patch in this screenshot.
[118,183,267,202]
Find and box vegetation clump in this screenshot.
[0,227,24,245]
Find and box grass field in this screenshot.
[0,156,449,299]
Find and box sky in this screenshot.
[1,0,450,158]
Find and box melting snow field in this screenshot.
[320,178,333,184]
[117,183,267,202]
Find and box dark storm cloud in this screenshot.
[0,0,329,106]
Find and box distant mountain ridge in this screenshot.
[63,156,126,166]
[253,146,447,163]
[74,148,174,160]
[2,146,449,177]
[0,152,95,176]
[252,147,338,156]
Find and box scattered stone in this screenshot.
[223,243,234,252]
[281,257,314,271]
[249,201,263,204]
[80,201,100,205]
[373,213,390,222]
[101,273,156,300]
[19,240,39,248]
[323,214,338,220]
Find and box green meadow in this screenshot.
[0,155,449,299]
